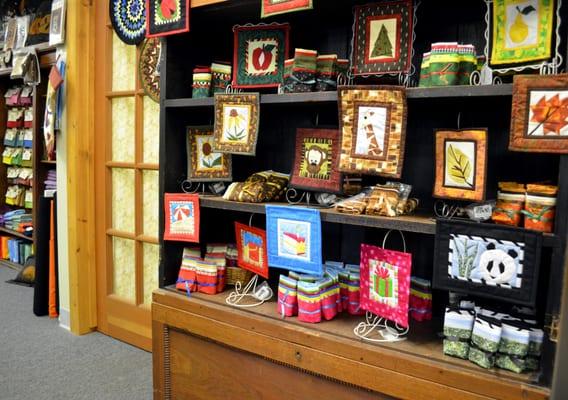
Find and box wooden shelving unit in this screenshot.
[0,226,33,241]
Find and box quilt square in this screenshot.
[187,126,232,182]
[146,0,190,38]
[213,93,260,155]
[266,205,322,276]
[235,222,269,279]
[261,0,313,18]
[164,193,200,242]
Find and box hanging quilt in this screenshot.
[110,0,146,45]
[490,0,555,66]
[26,0,51,46]
[187,126,232,182]
[164,193,200,242]
[213,93,260,155]
[433,219,542,306]
[261,0,313,18]
[235,222,269,279]
[146,0,190,38]
[138,38,161,102]
[266,205,323,276]
[351,0,414,76]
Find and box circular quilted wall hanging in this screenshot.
[110,0,146,45]
[139,38,161,102]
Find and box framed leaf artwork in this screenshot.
[261,0,313,18]
[433,219,542,306]
[434,129,488,202]
[290,128,343,193]
[232,23,290,89]
[146,0,190,38]
[213,93,260,155]
[164,193,200,242]
[360,243,412,328]
[351,0,413,76]
[266,205,323,276]
[490,0,554,66]
[509,74,568,153]
[235,222,269,279]
[186,126,232,182]
[338,85,407,177]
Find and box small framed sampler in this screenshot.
[360,243,412,328]
[351,0,414,76]
[434,129,488,202]
[509,74,568,153]
[338,85,407,178]
[164,193,200,242]
[232,23,290,89]
[261,0,313,18]
[266,205,323,276]
[433,219,542,306]
[490,0,554,66]
[290,128,343,193]
[235,222,269,279]
[146,0,190,38]
[213,93,260,155]
[187,126,232,182]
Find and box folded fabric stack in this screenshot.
[470,315,502,369]
[336,183,418,217]
[282,49,346,93]
[223,170,289,203]
[335,191,368,214]
[315,54,338,92]
[2,209,32,235]
[443,306,475,359]
[45,169,56,190]
[419,42,480,87]
[211,62,232,94]
[192,66,212,99]
[409,277,432,322]
[192,62,233,98]
[176,246,226,296]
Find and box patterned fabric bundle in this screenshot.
[336,184,418,217]
[457,44,476,85]
[192,67,212,98]
[419,43,478,87]
[492,182,526,227]
[226,244,238,267]
[278,275,298,317]
[176,247,201,294]
[523,184,557,233]
[315,54,338,92]
[223,171,289,203]
[297,281,323,323]
[418,52,431,87]
[211,63,232,94]
[443,307,475,359]
[335,59,349,80]
[195,260,220,295]
[340,264,365,315]
[205,244,228,293]
[366,186,402,217]
[175,246,226,296]
[289,49,318,93]
[409,277,432,322]
[495,320,531,373]
[335,192,369,215]
[281,59,295,94]
[469,315,502,368]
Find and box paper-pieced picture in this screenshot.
[351,0,413,76]
[360,243,412,328]
[434,129,488,201]
[110,0,146,45]
[213,93,260,155]
[433,219,542,306]
[338,85,407,177]
[146,0,190,37]
[235,222,269,278]
[509,74,568,153]
[232,23,290,89]
[139,38,161,102]
[266,205,323,276]
[290,128,343,193]
[164,193,200,242]
[261,0,313,18]
[187,126,232,182]
[490,0,554,66]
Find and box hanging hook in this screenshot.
[457,112,461,130]
[315,112,319,127]
[248,213,256,227]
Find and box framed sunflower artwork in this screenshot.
[235,222,269,279]
[213,93,260,155]
[186,126,232,182]
[232,23,290,89]
[164,193,200,242]
[490,0,555,66]
[509,74,568,153]
[146,0,190,38]
[434,129,488,202]
[261,0,313,18]
[290,128,343,193]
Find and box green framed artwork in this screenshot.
[490,0,555,66]
[187,126,232,182]
[213,93,260,155]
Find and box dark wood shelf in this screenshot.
[0,258,24,271]
[40,159,57,165]
[0,226,33,241]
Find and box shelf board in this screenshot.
[0,226,33,241]
[0,258,23,271]
[40,159,57,165]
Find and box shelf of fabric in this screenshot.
[0,226,33,241]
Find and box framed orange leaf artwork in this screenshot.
[509,74,568,153]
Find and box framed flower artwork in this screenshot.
[509,74,568,153]
[490,0,554,66]
[338,85,407,177]
[266,205,323,276]
[434,129,488,202]
[232,23,290,89]
[360,243,412,328]
[146,0,190,38]
[261,0,313,18]
[164,193,200,242]
[186,126,232,182]
[351,0,414,76]
[235,222,269,279]
[213,93,260,155]
[290,128,343,193]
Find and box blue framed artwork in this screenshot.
[266,205,323,276]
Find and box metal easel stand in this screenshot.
[225,275,274,308]
[286,187,312,205]
[354,312,409,343]
[181,180,207,194]
[470,0,564,86]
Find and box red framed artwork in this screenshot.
[146,0,190,38]
[261,0,313,18]
[164,193,200,243]
[235,222,269,279]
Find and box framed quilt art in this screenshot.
[232,23,290,89]
[509,74,568,153]
[146,0,190,37]
[213,93,260,155]
[235,222,269,279]
[433,219,542,306]
[490,0,555,66]
[266,205,323,276]
[434,129,488,202]
[110,0,146,45]
[139,38,161,102]
[261,0,313,18]
[290,128,343,193]
[338,85,407,177]
[351,0,413,76]
[187,126,232,182]
[164,193,200,242]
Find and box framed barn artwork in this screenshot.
[164,193,200,242]
[261,0,313,18]
[290,128,343,193]
[187,126,232,182]
[146,0,190,38]
[213,93,260,155]
[235,222,269,278]
[434,129,488,202]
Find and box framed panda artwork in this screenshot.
[433,219,542,306]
